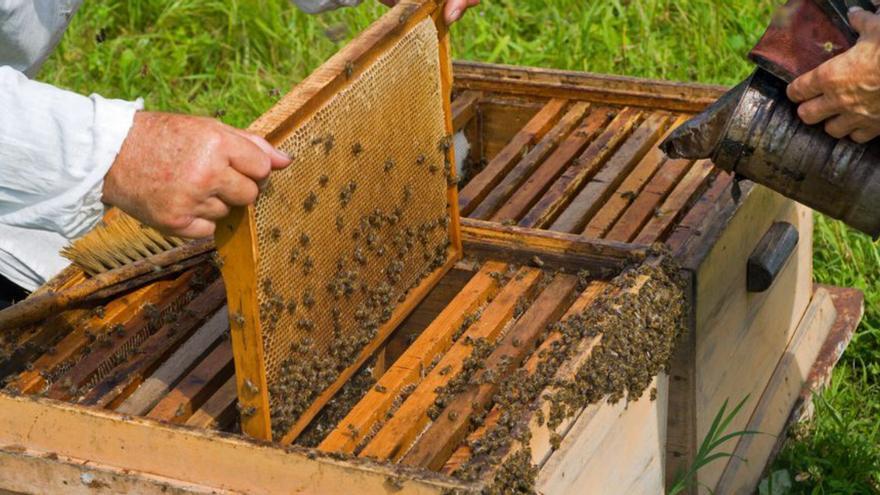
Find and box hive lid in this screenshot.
[214,0,462,441]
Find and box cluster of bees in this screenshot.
[259,132,455,439]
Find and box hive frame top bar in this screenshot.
[214,0,461,441]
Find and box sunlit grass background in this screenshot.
[40,0,880,491]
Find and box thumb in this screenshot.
[234,130,291,170]
[849,7,875,35]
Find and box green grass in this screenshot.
[39,0,880,491]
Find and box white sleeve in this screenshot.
[290,0,363,14]
[0,66,142,239]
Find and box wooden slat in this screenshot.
[9,283,164,395]
[45,271,201,402]
[401,274,579,470]
[633,160,714,245]
[519,108,643,229]
[461,218,647,276]
[458,99,568,215]
[442,407,502,476]
[452,60,726,113]
[452,90,482,131]
[583,115,689,239]
[186,376,239,430]
[604,157,693,243]
[116,308,229,416]
[440,281,608,475]
[470,102,592,220]
[550,113,672,234]
[147,342,234,424]
[359,267,543,462]
[82,280,227,408]
[279,256,461,445]
[319,262,506,454]
[490,108,613,223]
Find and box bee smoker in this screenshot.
[661,0,880,238]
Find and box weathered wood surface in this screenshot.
[714,288,837,494]
[452,61,726,112]
[0,394,475,495]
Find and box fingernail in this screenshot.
[272,147,291,161]
[850,6,864,12]
[448,9,461,23]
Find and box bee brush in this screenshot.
[0,213,215,331]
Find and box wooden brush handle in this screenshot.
[0,239,215,331]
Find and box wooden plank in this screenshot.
[0,394,475,494]
[459,99,568,215]
[470,102,592,220]
[519,108,643,229]
[116,308,229,416]
[715,288,837,494]
[604,158,693,243]
[186,376,238,430]
[491,107,614,223]
[632,160,714,245]
[550,113,672,234]
[401,274,579,470]
[0,447,222,495]
[693,193,813,490]
[441,400,503,476]
[45,270,201,402]
[461,218,647,276]
[82,280,227,408]
[452,60,726,113]
[583,114,688,239]
[319,262,506,454]
[452,90,482,131]
[146,343,234,424]
[535,375,668,494]
[359,267,544,462]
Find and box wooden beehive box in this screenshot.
[0,5,862,494]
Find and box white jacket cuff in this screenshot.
[291,0,363,14]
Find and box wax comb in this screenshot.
[214,0,462,442]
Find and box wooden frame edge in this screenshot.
[0,393,478,495]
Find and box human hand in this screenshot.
[102,112,291,238]
[787,7,880,143]
[378,0,479,24]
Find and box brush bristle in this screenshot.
[61,213,186,276]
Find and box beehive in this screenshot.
[0,13,862,495]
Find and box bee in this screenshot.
[448,410,460,421]
[428,164,439,175]
[438,135,452,153]
[335,215,345,232]
[302,255,314,275]
[352,142,363,156]
[344,61,355,79]
[232,312,246,327]
[290,247,300,265]
[416,154,426,166]
[383,159,395,172]
[287,299,297,315]
[302,289,316,309]
[318,174,329,187]
[300,232,311,248]
[303,191,318,212]
[270,227,282,241]
[402,185,413,203]
[297,318,315,331]
[323,134,335,155]
[374,384,387,393]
